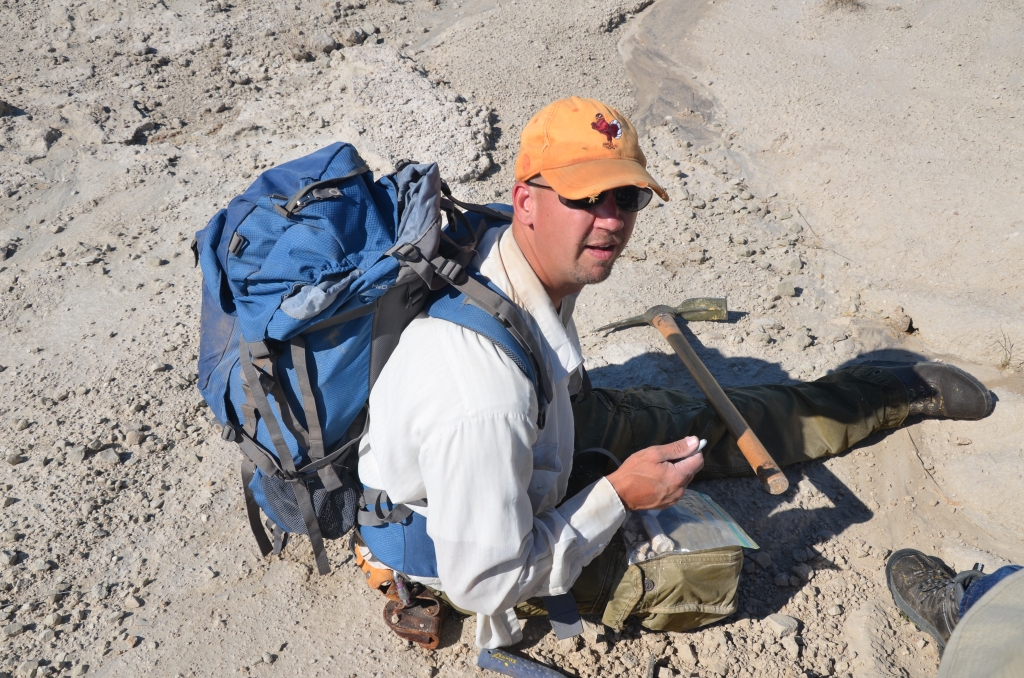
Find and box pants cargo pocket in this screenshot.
[601,546,743,633]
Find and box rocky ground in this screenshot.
[1,0,1022,678]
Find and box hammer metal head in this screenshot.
[596,297,728,334]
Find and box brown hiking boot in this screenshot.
[885,549,984,649]
[865,362,993,420]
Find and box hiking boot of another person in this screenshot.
[885,549,984,649]
[865,362,993,420]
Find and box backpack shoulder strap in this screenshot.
[424,272,550,428]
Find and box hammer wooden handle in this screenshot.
[651,313,789,495]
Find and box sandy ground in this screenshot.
[0,0,1022,677]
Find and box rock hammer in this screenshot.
[597,298,789,495]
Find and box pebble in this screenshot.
[71,664,88,676]
[67,446,87,463]
[677,643,698,664]
[776,282,797,297]
[263,653,275,665]
[106,610,126,624]
[125,595,144,609]
[44,612,62,627]
[734,246,756,257]
[6,453,26,466]
[28,559,52,572]
[125,430,146,447]
[827,605,843,616]
[39,628,56,642]
[691,198,706,209]
[147,256,165,268]
[1,497,14,508]
[765,613,799,638]
[3,622,24,637]
[773,573,790,587]
[740,191,753,200]
[782,255,803,271]
[13,418,29,432]
[75,387,89,396]
[149,362,169,373]
[778,212,793,220]
[97,448,122,465]
[128,42,149,56]
[780,636,801,659]
[792,563,813,581]
[786,333,813,351]
[754,317,781,330]
[752,552,772,569]
[0,551,16,566]
[620,652,638,669]
[125,635,141,648]
[312,33,337,53]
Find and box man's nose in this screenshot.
[591,191,626,228]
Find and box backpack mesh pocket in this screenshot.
[261,468,359,539]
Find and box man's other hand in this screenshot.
[606,436,704,511]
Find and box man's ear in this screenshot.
[511,182,535,228]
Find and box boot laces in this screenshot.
[913,568,956,597]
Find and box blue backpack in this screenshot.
[194,142,552,574]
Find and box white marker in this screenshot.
[698,439,708,452]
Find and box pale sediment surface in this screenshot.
[0,0,1022,677]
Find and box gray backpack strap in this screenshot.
[357,488,427,527]
[390,243,553,427]
[238,339,332,576]
[240,458,274,557]
[290,337,345,493]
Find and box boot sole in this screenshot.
[885,548,949,651]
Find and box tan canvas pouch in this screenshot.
[601,545,743,632]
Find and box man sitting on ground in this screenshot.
[355,96,994,648]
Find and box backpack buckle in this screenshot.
[435,258,465,285]
[391,243,422,263]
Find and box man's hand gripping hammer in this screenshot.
[597,299,789,495]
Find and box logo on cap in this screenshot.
[591,113,622,149]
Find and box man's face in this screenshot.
[511,178,638,303]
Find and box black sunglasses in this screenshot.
[525,180,653,212]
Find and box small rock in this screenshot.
[955,437,972,446]
[13,418,29,432]
[75,387,89,396]
[71,664,88,677]
[106,610,125,624]
[87,438,104,452]
[67,446,87,463]
[827,605,843,616]
[780,636,801,659]
[915,638,927,650]
[765,613,799,638]
[43,612,62,627]
[0,99,13,116]
[147,256,165,268]
[149,362,169,373]
[792,563,813,581]
[887,306,914,333]
[97,448,121,465]
[0,551,17,566]
[677,643,698,664]
[204,566,218,579]
[312,33,337,53]
[752,552,772,569]
[249,655,265,666]
[125,635,141,648]
[6,454,26,466]
[620,653,638,669]
[124,595,143,609]
[125,430,146,447]
[778,212,793,220]
[340,27,367,46]
[128,42,149,56]
[54,391,69,401]
[734,246,756,257]
[3,622,24,637]
[773,573,790,587]
[291,48,314,62]
[740,191,753,200]
[28,558,52,572]
[691,197,706,209]
[38,628,56,642]
[92,529,109,538]
[776,282,797,297]
[792,548,808,563]
[786,333,813,351]
[263,653,275,665]
[1,497,14,508]
[782,255,803,271]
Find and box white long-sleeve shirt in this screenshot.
[358,224,627,648]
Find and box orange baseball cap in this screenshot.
[514,96,668,202]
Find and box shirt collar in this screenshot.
[476,225,584,385]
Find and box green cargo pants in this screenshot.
[520,365,909,632]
